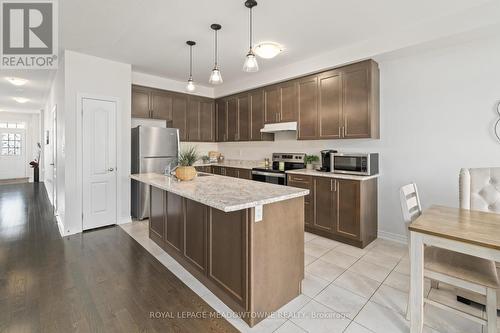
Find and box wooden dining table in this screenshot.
[409,205,500,333]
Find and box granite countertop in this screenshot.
[194,160,264,170]
[286,169,379,181]
[131,173,309,212]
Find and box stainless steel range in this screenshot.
[252,153,305,185]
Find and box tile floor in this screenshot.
[120,221,496,333]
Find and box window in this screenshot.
[1,133,22,156]
[0,122,25,129]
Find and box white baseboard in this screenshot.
[378,230,408,244]
[119,216,132,225]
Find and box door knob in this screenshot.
[108,168,114,172]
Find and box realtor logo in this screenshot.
[1,0,58,69]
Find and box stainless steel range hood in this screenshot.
[260,121,297,133]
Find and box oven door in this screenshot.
[332,154,368,175]
[251,170,286,185]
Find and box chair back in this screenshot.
[460,168,500,213]
[400,182,422,224]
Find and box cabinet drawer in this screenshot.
[287,174,312,185]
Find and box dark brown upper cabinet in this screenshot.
[172,94,188,141]
[237,94,250,141]
[249,89,273,141]
[186,96,215,142]
[263,85,280,124]
[279,81,298,122]
[226,97,239,141]
[132,86,152,118]
[342,61,379,139]
[318,70,342,139]
[297,76,319,140]
[216,100,227,142]
[132,59,379,143]
[187,97,201,141]
[200,100,215,142]
[151,90,173,121]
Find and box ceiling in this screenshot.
[0,70,54,114]
[60,0,498,86]
[0,0,498,113]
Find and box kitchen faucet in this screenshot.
[164,160,179,176]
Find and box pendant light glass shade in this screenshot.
[243,51,258,72]
[209,68,223,84]
[186,78,196,92]
[243,0,259,72]
[186,41,196,92]
[209,24,223,85]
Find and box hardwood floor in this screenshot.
[0,183,237,333]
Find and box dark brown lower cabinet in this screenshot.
[209,208,248,306]
[148,186,304,327]
[184,199,207,273]
[149,186,165,239]
[225,167,239,178]
[165,192,184,252]
[287,174,313,226]
[288,174,377,248]
[238,169,252,180]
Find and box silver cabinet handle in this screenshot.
[108,168,114,172]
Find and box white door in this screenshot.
[82,98,117,230]
[51,105,57,212]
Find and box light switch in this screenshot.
[255,205,263,222]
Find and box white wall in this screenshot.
[62,50,132,235]
[132,71,214,98]
[218,35,500,240]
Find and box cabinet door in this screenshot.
[165,192,184,252]
[172,95,188,141]
[216,100,227,142]
[151,90,173,121]
[264,86,280,123]
[187,98,200,141]
[279,81,298,122]
[313,177,337,233]
[200,100,215,142]
[132,86,150,118]
[225,168,239,178]
[149,186,165,239]
[297,76,318,140]
[238,169,252,180]
[336,179,360,239]
[342,65,370,138]
[287,175,313,227]
[208,208,248,307]
[226,97,238,141]
[318,71,342,139]
[237,94,250,141]
[249,90,264,141]
[212,166,222,175]
[184,199,207,272]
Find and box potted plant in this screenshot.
[29,143,42,183]
[304,154,319,170]
[175,146,199,181]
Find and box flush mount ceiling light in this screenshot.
[5,77,28,86]
[242,0,258,72]
[209,24,223,85]
[13,97,29,104]
[186,41,196,92]
[254,42,283,59]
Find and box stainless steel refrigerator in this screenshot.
[131,126,179,219]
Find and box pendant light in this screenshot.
[243,0,258,72]
[186,41,196,92]
[209,24,223,85]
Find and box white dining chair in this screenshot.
[400,183,499,332]
[458,167,500,309]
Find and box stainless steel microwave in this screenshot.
[330,153,379,176]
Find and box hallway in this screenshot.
[0,183,236,332]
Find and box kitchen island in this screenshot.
[130,173,309,327]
